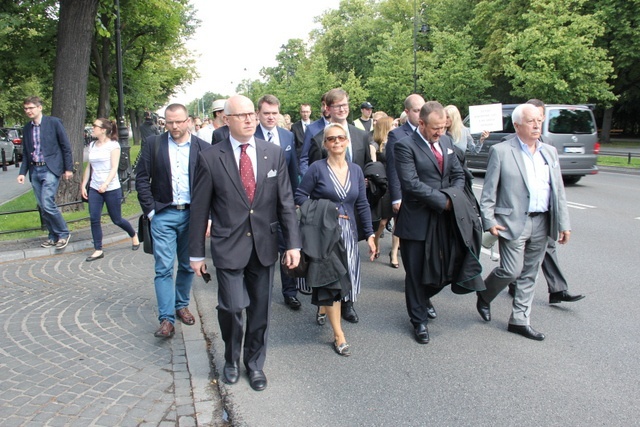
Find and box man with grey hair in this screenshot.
[476,103,571,341]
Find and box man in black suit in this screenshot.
[307,88,372,323]
[290,103,312,162]
[135,103,209,339]
[212,124,229,144]
[394,101,465,344]
[189,95,301,392]
[18,96,74,250]
[299,93,331,176]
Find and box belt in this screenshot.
[527,211,547,217]
[338,214,349,220]
[31,161,46,166]
[171,204,190,210]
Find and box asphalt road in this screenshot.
[202,170,640,426]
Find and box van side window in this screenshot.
[548,109,596,134]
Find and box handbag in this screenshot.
[138,215,153,254]
[282,251,309,279]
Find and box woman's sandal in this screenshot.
[333,341,351,357]
[316,307,327,326]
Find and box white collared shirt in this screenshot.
[260,124,280,147]
[230,135,257,181]
[168,134,192,205]
[518,137,550,213]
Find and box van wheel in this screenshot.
[562,176,581,185]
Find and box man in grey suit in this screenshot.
[476,103,571,341]
[189,95,301,391]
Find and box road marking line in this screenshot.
[567,201,596,208]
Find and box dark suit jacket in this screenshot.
[212,125,229,144]
[299,117,328,176]
[385,122,414,204]
[188,137,301,269]
[20,115,73,178]
[290,120,307,160]
[135,132,209,216]
[308,124,372,173]
[393,131,465,241]
[254,126,298,190]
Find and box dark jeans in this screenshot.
[88,187,135,250]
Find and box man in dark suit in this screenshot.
[306,88,372,323]
[505,99,584,305]
[135,103,209,339]
[290,103,312,162]
[212,124,229,144]
[189,95,301,392]
[254,94,301,311]
[476,103,571,341]
[299,93,331,176]
[394,101,465,344]
[18,96,74,250]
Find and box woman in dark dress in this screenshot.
[295,123,376,356]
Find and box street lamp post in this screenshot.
[413,0,429,94]
[115,0,131,189]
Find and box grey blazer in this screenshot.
[480,136,570,241]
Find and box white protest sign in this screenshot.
[469,103,503,134]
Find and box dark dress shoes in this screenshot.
[549,291,585,304]
[222,362,239,384]
[154,320,174,338]
[248,370,267,391]
[85,252,104,262]
[508,283,516,297]
[507,324,545,341]
[476,293,491,322]
[341,301,359,323]
[284,296,301,310]
[414,323,430,344]
[425,298,437,319]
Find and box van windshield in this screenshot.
[547,109,595,134]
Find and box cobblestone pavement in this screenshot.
[0,239,225,426]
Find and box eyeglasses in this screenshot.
[165,119,189,127]
[92,123,103,128]
[227,112,257,121]
[329,104,349,111]
[326,135,348,143]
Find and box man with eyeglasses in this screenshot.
[189,95,301,392]
[308,88,373,324]
[17,96,74,250]
[254,94,301,311]
[135,103,209,340]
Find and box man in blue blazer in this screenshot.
[135,103,210,339]
[18,96,74,250]
[299,93,331,176]
[254,94,301,310]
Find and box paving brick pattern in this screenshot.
[0,243,198,426]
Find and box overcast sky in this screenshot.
[166,0,341,109]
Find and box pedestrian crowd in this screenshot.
[15,89,584,393]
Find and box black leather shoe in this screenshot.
[476,293,491,322]
[425,299,437,319]
[507,324,545,341]
[284,296,301,310]
[549,291,585,304]
[508,283,515,297]
[222,361,239,384]
[341,301,359,323]
[248,370,267,391]
[414,323,430,344]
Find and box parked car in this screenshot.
[0,128,19,164]
[1,127,23,161]
[464,104,599,185]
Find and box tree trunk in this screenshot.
[600,106,614,144]
[51,0,100,211]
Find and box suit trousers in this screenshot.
[481,214,548,326]
[215,247,275,371]
[542,237,569,293]
[277,224,297,298]
[400,239,443,326]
